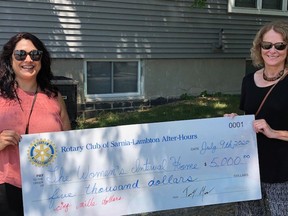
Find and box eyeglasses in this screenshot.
[13,50,43,61]
[260,42,287,51]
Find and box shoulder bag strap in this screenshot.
[255,72,287,116]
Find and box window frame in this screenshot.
[228,0,288,16]
[84,59,142,101]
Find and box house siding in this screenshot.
[0,0,286,118]
[0,0,280,59]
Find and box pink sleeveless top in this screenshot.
[0,88,64,188]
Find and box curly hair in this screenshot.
[251,20,288,68]
[0,32,58,99]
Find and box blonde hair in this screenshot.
[250,20,288,68]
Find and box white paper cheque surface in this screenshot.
[19,115,261,216]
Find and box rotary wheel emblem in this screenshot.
[27,139,57,167]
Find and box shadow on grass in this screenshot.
[77,94,243,129]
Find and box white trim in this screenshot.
[283,0,288,11]
[84,59,142,101]
[258,0,262,10]
[228,0,288,16]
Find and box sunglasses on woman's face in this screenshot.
[260,42,287,51]
[13,50,43,61]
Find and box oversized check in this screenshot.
[19,115,261,216]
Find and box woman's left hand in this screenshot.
[253,119,275,138]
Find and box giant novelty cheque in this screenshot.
[19,115,261,216]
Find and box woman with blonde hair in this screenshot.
[225,20,288,215]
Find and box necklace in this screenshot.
[263,68,285,82]
[16,85,38,134]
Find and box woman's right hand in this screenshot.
[0,130,22,151]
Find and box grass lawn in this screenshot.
[76,93,243,129]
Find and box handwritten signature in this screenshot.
[182,185,215,201]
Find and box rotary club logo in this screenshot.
[27,139,57,167]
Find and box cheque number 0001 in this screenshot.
[228,122,244,128]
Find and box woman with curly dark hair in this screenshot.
[0,32,71,215]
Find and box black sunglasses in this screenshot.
[13,50,43,61]
[260,42,287,51]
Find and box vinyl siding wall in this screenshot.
[0,0,279,59]
[0,0,286,116]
